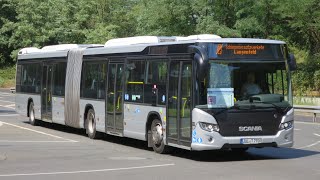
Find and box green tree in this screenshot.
[193,0,241,37]
[0,0,17,66]
[276,0,320,54]
[133,0,196,36]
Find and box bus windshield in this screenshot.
[195,61,292,110]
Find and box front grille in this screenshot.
[204,108,282,137]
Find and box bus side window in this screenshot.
[125,60,145,103]
[20,63,41,94]
[53,62,66,96]
[144,60,167,105]
[82,63,100,99]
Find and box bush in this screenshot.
[314,70,320,91]
[0,66,16,88]
[292,54,320,96]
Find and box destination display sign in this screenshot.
[208,43,284,60]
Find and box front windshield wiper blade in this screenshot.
[250,101,289,114]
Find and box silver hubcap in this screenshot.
[152,123,163,145]
[88,112,94,134]
[30,106,35,122]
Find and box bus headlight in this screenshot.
[199,122,219,132]
[279,121,293,130]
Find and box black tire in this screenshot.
[231,147,249,153]
[151,119,170,154]
[28,102,38,126]
[85,109,99,139]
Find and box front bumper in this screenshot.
[191,125,293,151]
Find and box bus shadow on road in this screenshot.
[23,120,87,137]
[23,120,151,151]
[168,147,320,162]
[23,120,319,162]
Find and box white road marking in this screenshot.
[0,163,175,177]
[0,114,19,117]
[0,121,78,143]
[0,99,15,103]
[295,121,320,125]
[314,133,320,137]
[0,140,77,143]
[0,92,14,96]
[5,104,15,107]
[0,122,2,126]
[0,95,14,97]
[294,128,301,131]
[0,94,14,97]
[298,141,320,149]
[0,105,15,109]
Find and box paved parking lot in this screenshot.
[0,91,319,180]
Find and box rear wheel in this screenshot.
[85,109,99,139]
[151,119,170,154]
[29,102,38,126]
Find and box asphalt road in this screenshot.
[0,91,319,180]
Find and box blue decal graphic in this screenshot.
[162,95,166,102]
[192,130,196,137]
[192,137,197,143]
[125,94,129,100]
[197,137,203,144]
[135,108,140,113]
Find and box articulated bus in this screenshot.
[15,34,297,153]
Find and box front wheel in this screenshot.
[29,102,38,126]
[151,119,170,154]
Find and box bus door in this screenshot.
[106,61,124,136]
[167,61,192,147]
[41,64,53,122]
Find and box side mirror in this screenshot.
[288,54,297,71]
[188,45,208,80]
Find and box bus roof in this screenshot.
[17,35,286,60]
[197,38,286,44]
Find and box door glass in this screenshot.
[41,65,48,114]
[180,62,192,140]
[168,62,180,139]
[41,65,53,120]
[115,64,124,131]
[47,66,53,115]
[107,64,116,129]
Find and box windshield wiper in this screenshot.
[249,101,290,115]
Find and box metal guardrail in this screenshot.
[294,105,320,123]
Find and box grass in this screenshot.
[0,66,16,88]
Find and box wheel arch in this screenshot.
[145,111,162,141]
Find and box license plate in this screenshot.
[240,138,263,144]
